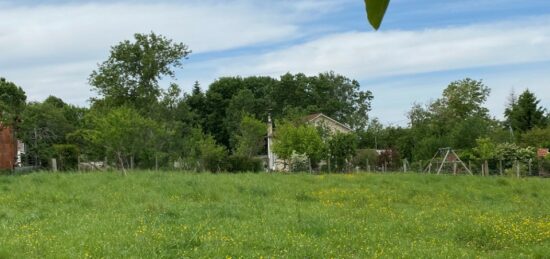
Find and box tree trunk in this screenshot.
[117,152,126,176]
[481,164,484,176]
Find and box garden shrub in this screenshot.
[352,149,378,170]
[227,155,263,173]
[53,144,79,171]
[290,151,309,172]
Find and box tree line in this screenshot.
[1,33,373,173]
[1,32,549,174]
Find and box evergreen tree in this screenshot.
[505,89,546,132]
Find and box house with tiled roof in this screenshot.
[267,113,352,171]
[302,113,352,134]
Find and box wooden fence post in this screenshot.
[51,158,57,172]
[529,158,533,176]
[515,159,520,178]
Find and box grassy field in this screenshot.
[0,172,548,258]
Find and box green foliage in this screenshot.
[0,77,26,126]
[226,155,263,173]
[198,135,228,173]
[89,32,191,116]
[0,172,548,257]
[441,78,491,119]
[521,127,550,148]
[494,142,536,171]
[352,149,379,170]
[173,127,228,172]
[505,90,547,133]
[407,78,493,161]
[84,107,158,171]
[376,149,401,170]
[53,144,79,171]
[473,137,496,160]
[272,122,326,166]
[18,101,79,166]
[364,0,390,30]
[234,115,266,157]
[290,151,310,172]
[541,154,550,173]
[328,133,358,172]
[199,73,372,148]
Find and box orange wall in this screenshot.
[0,127,16,170]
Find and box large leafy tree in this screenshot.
[274,72,373,130]
[200,76,274,147]
[406,78,494,160]
[0,77,26,126]
[439,78,491,119]
[272,122,326,168]
[89,32,191,116]
[200,72,373,149]
[18,100,78,166]
[505,89,547,133]
[234,115,267,157]
[521,127,550,149]
[328,133,359,172]
[84,107,158,174]
[473,137,496,176]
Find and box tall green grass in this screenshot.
[0,172,548,258]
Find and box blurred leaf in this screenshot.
[364,0,390,30]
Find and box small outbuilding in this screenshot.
[0,126,17,170]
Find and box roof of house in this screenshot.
[303,113,352,131]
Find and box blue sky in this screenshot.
[1,0,550,125]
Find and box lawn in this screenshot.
[0,172,548,258]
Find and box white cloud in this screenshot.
[190,16,550,124]
[1,0,549,125]
[0,1,314,103]
[0,2,299,64]
[217,16,550,80]
[366,68,550,126]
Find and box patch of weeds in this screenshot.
[237,185,272,198]
[513,188,525,195]
[454,223,503,251]
[31,176,46,184]
[145,202,166,215]
[0,248,10,259]
[296,213,328,237]
[0,210,9,221]
[0,177,13,185]
[295,191,318,202]
[496,178,510,186]
[215,206,244,220]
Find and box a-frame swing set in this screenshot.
[424,148,472,175]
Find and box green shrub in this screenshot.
[227,155,263,173]
[352,149,379,170]
[53,144,79,171]
[199,137,228,173]
[290,151,310,172]
[540,155,550,175]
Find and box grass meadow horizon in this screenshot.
[0,171,548,258]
